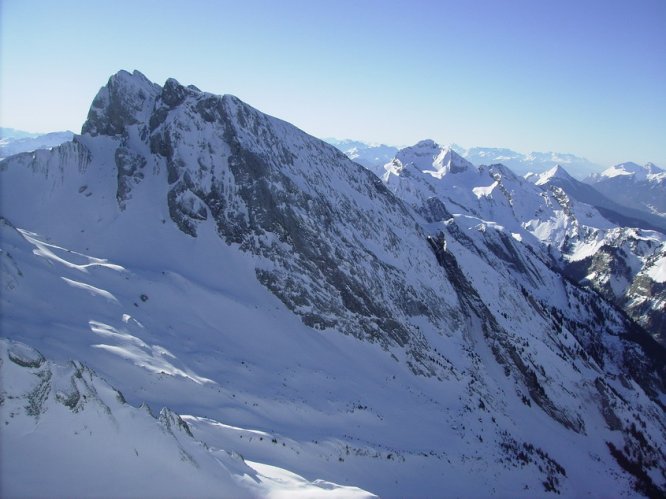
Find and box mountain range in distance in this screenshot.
[1,70,665,498]
[324,137,608,179]
[0,127,74,159]
[4,129,658,187]
[328,137,666,231]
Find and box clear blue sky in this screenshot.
[1,0,664,166]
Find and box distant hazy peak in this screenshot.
[325,138,395,149]
[0,129,74,159]
[0,127,41,140]
[603,162,645,177]
[463,146,520,158]
[456,146,603,179]
[598,161,665,182]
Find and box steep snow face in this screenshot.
[1,71,666,497]
[0,339,376,499]
[3,192,664,499]
[648,254,666,283]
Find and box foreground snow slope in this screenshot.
[1,70,665,497]
[0,339,376,498]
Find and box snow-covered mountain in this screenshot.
[0,127,74,159]
[1,70,665,497]
[596,162,665,182]
[585,162,666,218]
[527,165,666,233]
[524,166,666,345]
[381,143,666,346]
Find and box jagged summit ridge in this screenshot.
[82,70,161,137]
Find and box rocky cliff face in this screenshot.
[1,71,664,497]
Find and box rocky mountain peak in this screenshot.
[82,70,161,137]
